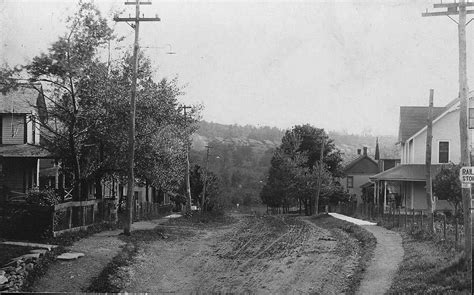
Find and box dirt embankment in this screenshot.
[122,214,362,294]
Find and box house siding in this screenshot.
[2,115,25,144]
[408,108,460,164]
[342,173,374,203]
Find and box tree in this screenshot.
[24,1,115,200]
[0,1,198,203]
[260,125,345,215]
[433,164,462,217]
[186,164,220,211]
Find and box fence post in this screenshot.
[82,203,86,226]
[404,206,407,230]
[68,207,73,230]
[420,210,423,231]
[443,214,447,241]
[398,207,401,229]
[412,208,415,229]
[455,216,458,248]
[50,206,56,235]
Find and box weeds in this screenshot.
[310,215,376,294]
[388,232,471,294]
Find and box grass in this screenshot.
[21,246,66,292]
[388,232,471,294]
[310,214,377,294]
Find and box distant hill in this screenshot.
[191,121,399,207]
[193,121,399,160]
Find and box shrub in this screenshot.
[26,188,61,206]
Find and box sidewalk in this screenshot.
[329,212,404,295]
[31,216,176,293]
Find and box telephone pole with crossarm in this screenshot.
[422,0,472,265]
[114,0,160,236]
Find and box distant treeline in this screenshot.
[198,121,285,143]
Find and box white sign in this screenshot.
[460,167,474,183]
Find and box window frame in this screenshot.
[438,140,450,164]
[347,176,354,188]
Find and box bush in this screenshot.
[26,188,61,206]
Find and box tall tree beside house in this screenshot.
[24,1,115,200]
[87,52,198,194]
[0,1,198,201]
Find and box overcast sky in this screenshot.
[1,0,472,136]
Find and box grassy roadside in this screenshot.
[310,214,377,294]
[388,232,471,294]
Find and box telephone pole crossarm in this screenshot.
[125,1,152,4]
[422,1,474,17]
[114,17,161,22]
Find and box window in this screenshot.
[347,176,354,188]
[439,141,449,163]
[470,108,474,129]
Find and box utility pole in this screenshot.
[314,136,325,216]
[114,0,160,236]
[202,145,212,212]
[425,89,435,233]
[182,105,192,215]
[423,0,472,264]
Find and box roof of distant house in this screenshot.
[343,154,379,174]
[0,85,46,117]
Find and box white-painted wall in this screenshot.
[404,107,460,164]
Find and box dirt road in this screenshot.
[123,214,361,294]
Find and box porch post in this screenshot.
[36,159,40,187]
[373,181,377,204]
[383,181,387,212]
[54,162,59,189]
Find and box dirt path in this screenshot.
[31,219,169,292]
[124,215,361,294]
[356,225,404,295]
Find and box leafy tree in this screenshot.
[280,124,344,177]
[186,164,220,211]
[1,1,197,202]
[433,164,462,217]
[260,125,346,215]
[23,1,115,200]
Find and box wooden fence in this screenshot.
[336,202,465,249]
[0,199,173,239]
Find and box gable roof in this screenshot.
[398,106,445,143]
[398,96,464,144]
[343,155,379,174]
[0,85,46,117]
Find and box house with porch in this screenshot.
[341,147,380,204]
[370,95,471,211]
[0,85,56,202]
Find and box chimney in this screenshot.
[357,149,361,155]
[363,147,368,156]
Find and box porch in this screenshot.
[368,164,453,212]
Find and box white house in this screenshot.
[370,95,472,211]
